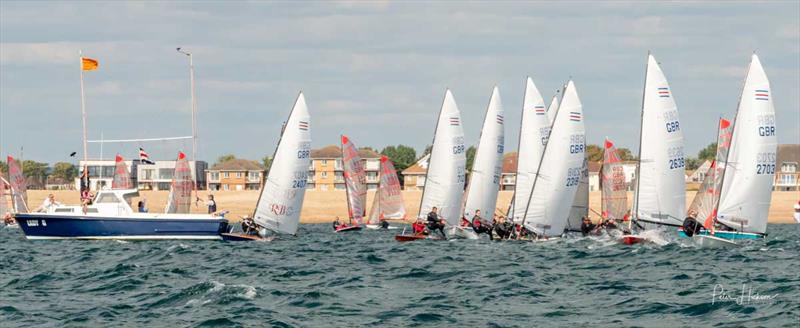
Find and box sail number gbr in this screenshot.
[569,134,585,154]
[452,137,465,155]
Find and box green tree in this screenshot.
[697,143,717,161]
[586,144,603,162]
[0,160,7,175]
[215,154,236,166]
[685,157,701,171]
[21,160,48,189]
[465,146,477,172]
[51,162,78,181]
[617,148,636,161]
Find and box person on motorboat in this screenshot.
[137,199,148,213]
[412,218,427,235]
[35,194,62,212]
[197,194,217,214]
[426,207,446,238]
[471,210,493,240]
[580,216,597,237]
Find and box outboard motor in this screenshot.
[682,217,702,237]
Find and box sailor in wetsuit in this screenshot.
[333,216,342,231]
[471,209,493,240]
[426,207,447,238]
[379,218,390,229]
[580,216,597,237]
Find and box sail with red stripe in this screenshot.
[165,152,193,214]
[6,156,28,213]
[111,154,133,189]
[688,118,733,229]
[341,135,367,225]
[0,172,8,216]
[601,139,628,221]
[368,155,406,224]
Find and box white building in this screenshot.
[75,159,208,191]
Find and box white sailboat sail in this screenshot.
[0,173,8,215]
[717,54,776,235]
[341,135,367,225]
[633,54,686,227]
[418,89,466,226]
[367,156,406,223]
[254,92,312,235]
[546,94,559,126]
[565,154,589,232]
[463,86,505,219]
[510,77,552,223]
[521,80,585,236]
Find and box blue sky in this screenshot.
[1,1,798,164]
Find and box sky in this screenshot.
[1,1,798,164]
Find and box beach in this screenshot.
[25,189,798,224]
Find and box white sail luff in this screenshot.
[254,92,312,235]
[522,80,585,236]
[634,54,686,226]
[717,54,776,234]
[463,87,505,219]
[511,77,552,223]
[418,89,467,226]
[546,94,559,126]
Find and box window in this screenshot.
[223,172,230,178]
[781,162,797,173]
[236,172,243,178]
[248,172,259,180]
[96,193,121,204]
[102,165,115,178]
[321,172,328,178]
[781,174,796,185]
[322,160,328,166]
[158,168,173,180]
[209,172,220,181]
[416,176,425,187]
[223,184,229,191]
[143,169,155,180]
[335,183,346,190]
[157,182,171,191]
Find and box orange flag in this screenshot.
[82,57,99,71]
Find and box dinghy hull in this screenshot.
[394,234,441,242]
[677,229,763,240]
[14,213,226,240]
[445,226,479,240]
[335,225,362,233]
[694,235,739,248]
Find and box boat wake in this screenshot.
[185,280,257,307]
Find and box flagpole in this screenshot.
[79,50,88,163]
[177,47,198,200]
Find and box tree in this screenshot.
[465,146,477,172]
[685,157,701,171]
[697,143,717,161]
[0,160,7,175]
[21,160,48,189]
[586,144,603,162]
[215,154,236,166]
[617,147,636,161]
[422,145,432,157]
[51,162,78,181]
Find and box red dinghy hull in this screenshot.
[621,235,645,245]
[394,234,441,242]
[335,225,362,233]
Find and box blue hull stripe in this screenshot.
[14,214,225,240]
[677,230,763,240]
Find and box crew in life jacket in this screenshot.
[471,209,493,240]
[682,210,704,237]
[412,218,427,235]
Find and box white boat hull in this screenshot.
[365,224,398,230]
[694,235,739,248]
[445,226,479,240]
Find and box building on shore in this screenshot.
[774,144,799,191]
[75,159,208,191]
[205,159,265,191]
[308,145,381,191]
[401,154,429,191]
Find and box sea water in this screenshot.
[1,224,798,327]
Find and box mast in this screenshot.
[631,52,649,230]
[177,48,199,200]
[519,82,567,232]
[417,90,449,219]
[79,50,88,163]
[508,79,529,219]
[251,92,302,221]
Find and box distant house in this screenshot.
[401,154,429,191]
[587,161,602,192]
[77,159,208,191]
[205,159,264,191]
[688,160,713,183]
[774,144,799,191]
[500,153,517,191]
[588,161,636,192]
[308,145,381,191]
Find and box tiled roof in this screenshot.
[777,144,800,170]
[210,159,263,171]
[401,154,429,175]
[310,145,381,159]
[502,152,517,174]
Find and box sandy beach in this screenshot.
[24,189,798,224]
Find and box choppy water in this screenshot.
[1,224,798,327]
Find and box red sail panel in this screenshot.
[368,155,405,223]
[0,172,8,215]
[689,118,733,229]
[166,152,193,214]
[6,156,28,213]
[341,135,367,224]
[111,154,133,189]
[601,139,627,221]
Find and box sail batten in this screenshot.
[716,54,776,235]
[418,89,466,226]
[254,92,312,235]
[463,87,505,220]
